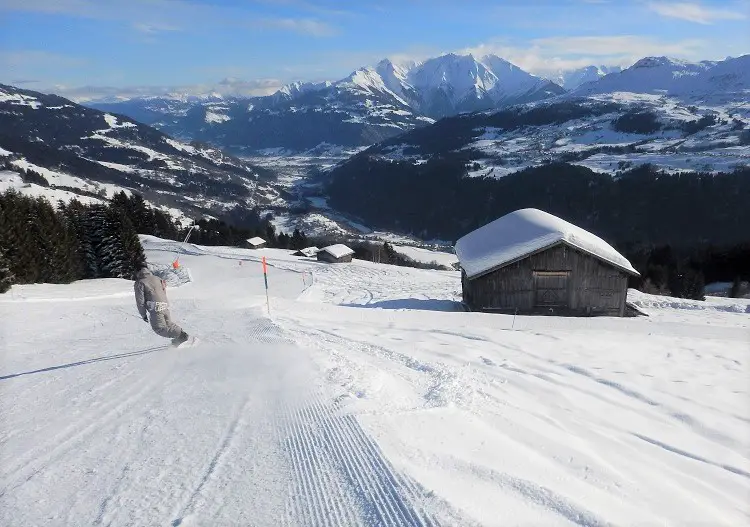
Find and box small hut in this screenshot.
[317,244,354,263]
[455,208,639,316]
[294,246,320,258]
[246,237,267,250]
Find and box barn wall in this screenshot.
[463,243,629,316]
[317,252,352,263]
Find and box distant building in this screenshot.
[294,246,320,258]
[317,244,354,263]
[246,237,267,249]
[455,208,639,316]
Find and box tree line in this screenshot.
[624,242,750,300]
[0,191,155,293]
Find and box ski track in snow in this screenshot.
[281,392,437,527]
[0,345,175,500]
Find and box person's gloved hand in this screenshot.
[143,314,148,323]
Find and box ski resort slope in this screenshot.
[1,237,749,526]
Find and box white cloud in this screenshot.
[254,17,337,37]
[0,0,339,37]
[132,22,181,35]
[47,78,286,103]
[461,35,707,76]
[646,2,747,24]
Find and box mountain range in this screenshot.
[90,53,565,154]
[89,53,749,155]
[2,52,748,246]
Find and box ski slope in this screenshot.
[1,237,748,526]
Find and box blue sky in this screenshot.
[0,0,748,99]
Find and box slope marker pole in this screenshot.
[262,256,270,316]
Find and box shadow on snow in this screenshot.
[0,345,168,381]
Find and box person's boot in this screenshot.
[172,331,189,346]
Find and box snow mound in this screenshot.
[628,289,750,313]
[455,208,639,279]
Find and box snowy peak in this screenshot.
[273,52,564,118]
[573,56,720,95]
[274,80,331,100]
[549,65,622,90]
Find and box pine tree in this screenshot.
[291,228,306,250]
[0,251,14,294]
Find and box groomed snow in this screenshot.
[0,237,748,525]
[320,243,355,259]
[455,208,639,279]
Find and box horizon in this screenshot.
[1,0,748,102]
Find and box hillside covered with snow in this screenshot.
[0,84,283,221]
[1,236,748,525]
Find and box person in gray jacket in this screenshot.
[134,267,189,346]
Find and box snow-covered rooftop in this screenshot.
[247,236,266,247]
[297,246,320,257]
[455,208,639,279]
[320,244,354,259]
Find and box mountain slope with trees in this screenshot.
[0,84,283,219]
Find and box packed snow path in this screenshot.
[1,236,749,525]
[0,247,439,526]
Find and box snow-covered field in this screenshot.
[1,237,748,526]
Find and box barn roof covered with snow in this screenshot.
[296,246,320,257]
[455,208,639,279]
[246,237,266,247]
[320,244,354,259]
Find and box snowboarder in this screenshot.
[134,267,189,346]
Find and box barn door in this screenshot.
[533,271,570,307]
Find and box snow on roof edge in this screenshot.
[455,208,639,279]
[320,244,354,259]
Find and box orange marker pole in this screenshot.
[262,256,270,315]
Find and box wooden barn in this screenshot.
[317,244,354,263]
[455,209,639,316]
[246,236,267,249]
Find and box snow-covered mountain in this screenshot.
[548,65,623,89]
[573,56,719,95]
[0,84,282,221]
[89,53,564,155]
[324,88,750,243]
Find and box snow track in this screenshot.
[282,392,436,527]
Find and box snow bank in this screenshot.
[455,208,638,278]
[628,289,750,313]
[392,244,458,268]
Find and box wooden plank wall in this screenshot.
[463,242,630,316]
